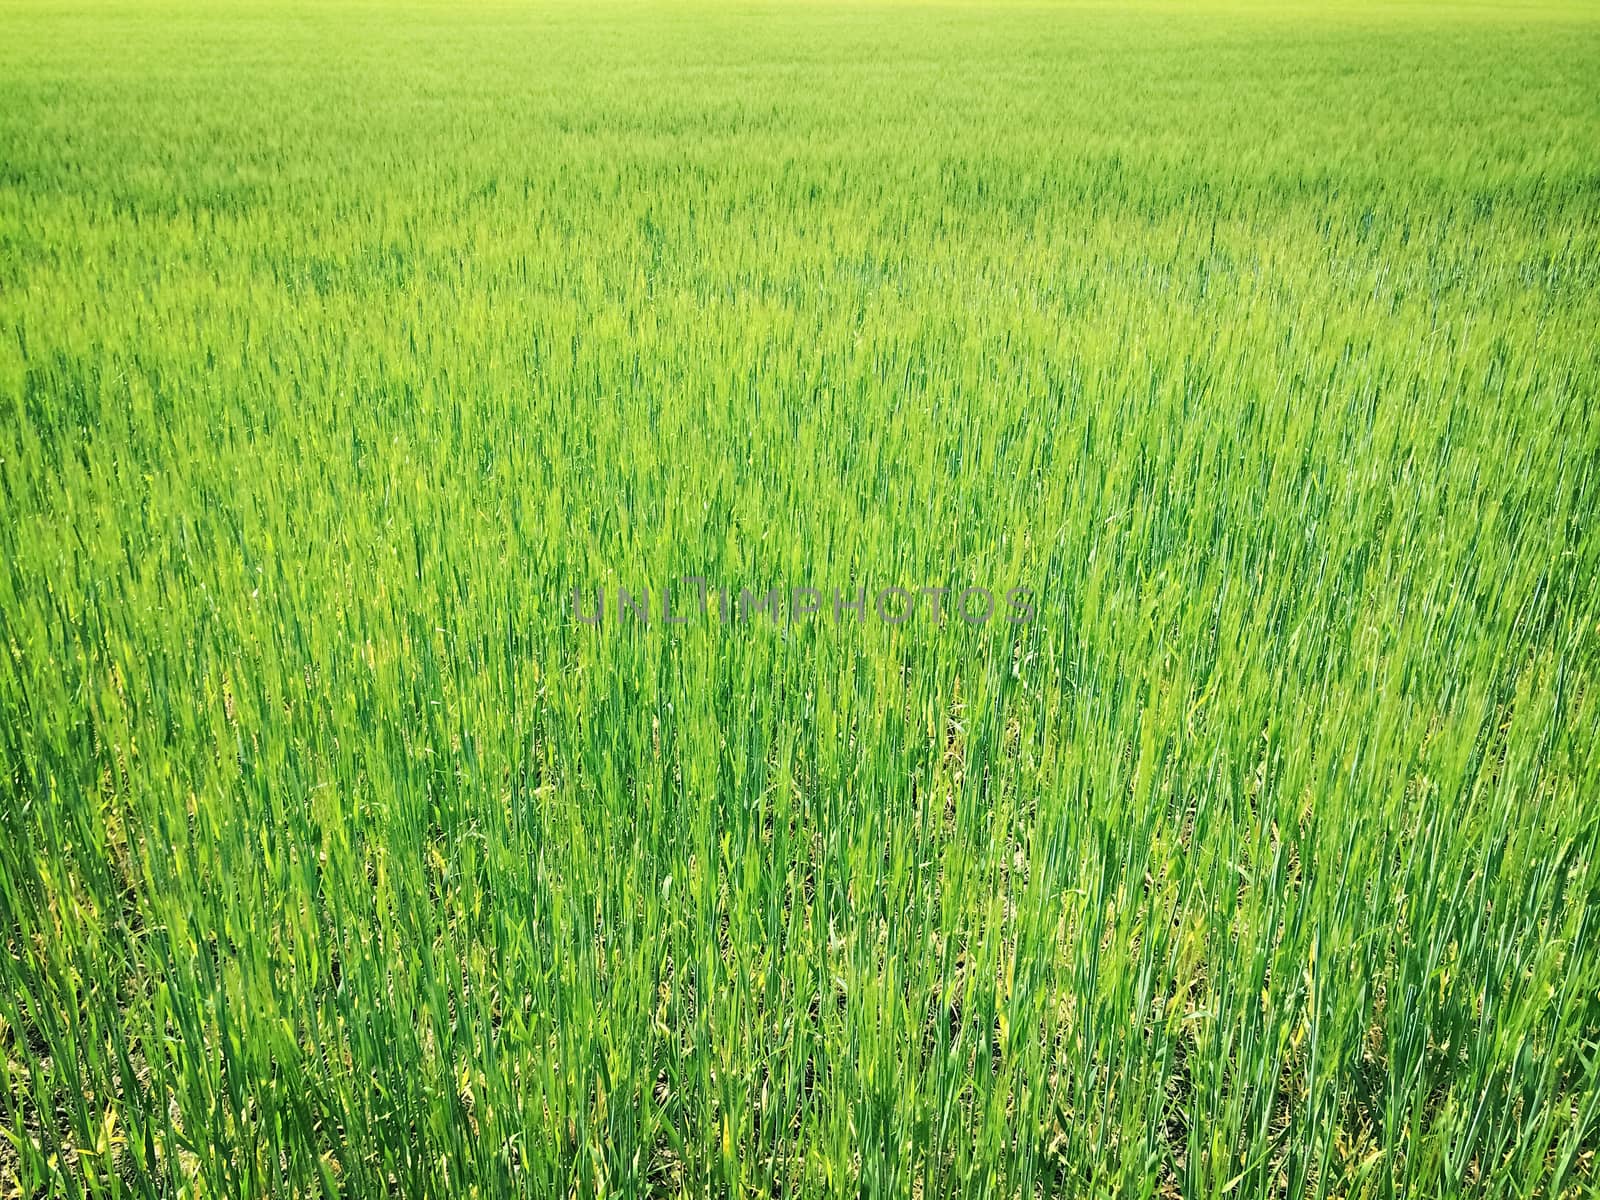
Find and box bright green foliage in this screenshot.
[2,1,1599,1196]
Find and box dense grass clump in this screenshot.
[3,1,1600,1196]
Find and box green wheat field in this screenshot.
[3,0,1600,1196]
